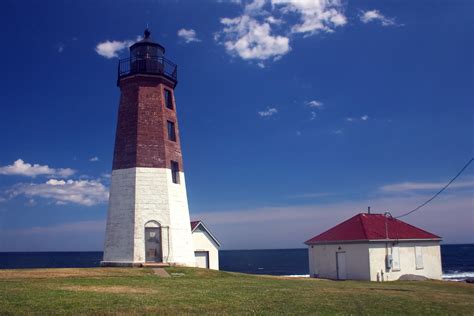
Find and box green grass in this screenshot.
[0,267,472,315]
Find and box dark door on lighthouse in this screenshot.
[145,226,162,262]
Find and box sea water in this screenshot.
[0,244,472,281]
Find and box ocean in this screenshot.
[0,244,473,281]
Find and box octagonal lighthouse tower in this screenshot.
[102,29,195,267]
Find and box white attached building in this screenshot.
[305,213,443,281]
[191,221,221,270]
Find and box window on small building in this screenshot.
[392,246,400,271]
[164,89,173,110]
[415,246,424,269]
[171,161,180,184]
[167,121,176,141]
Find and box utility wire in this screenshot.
[395,157,474,219]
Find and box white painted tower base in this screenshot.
[102,167,195,267]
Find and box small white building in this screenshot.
[305,213,443,281]
[191,220,221,270]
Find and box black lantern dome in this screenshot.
[130,28,165,58]
[117,28,177,86]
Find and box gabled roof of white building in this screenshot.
[305,213,441,245]
[190,220,221,247]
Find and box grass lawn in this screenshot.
[0,267,472,315]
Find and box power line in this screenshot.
[395,157,474,219]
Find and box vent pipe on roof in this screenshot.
[368,206,371,214]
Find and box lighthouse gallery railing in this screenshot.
[118,56,178,82]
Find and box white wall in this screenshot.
[103,168,136,263]
[103,167,195,267]
[192,227,220,270]
[308,240,442,281]
[368,241,442,281]
[308,243,371,280]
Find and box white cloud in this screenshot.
[310,111,317,120]
[258,107,278,117]
[345,117,354,122]
[360,10,396,26]
[89,156,100,162]
[272,0,347,35]
[307,100,323,108]
[361,115,369,121]
[380,180,474,193]
[265,16,284,25]
[58,44,64,53]
[7,179,109,206]
[95,40,134,59]
[332,129,343,135]
[216,0,347,62]
[177,28,201,43]
[218,15,291,60]
[0,159,75,178]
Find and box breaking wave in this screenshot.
[442,271,474,281]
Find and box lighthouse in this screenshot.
[101,29,195,267]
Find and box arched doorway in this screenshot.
[145,221,162,262]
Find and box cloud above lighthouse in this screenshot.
[215,0,347,62]
[95,39,134,58]
[177,28,201,43]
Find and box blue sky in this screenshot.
[0,0,472,251]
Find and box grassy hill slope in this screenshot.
[0,267,472,315]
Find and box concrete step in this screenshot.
[141,263,171,268]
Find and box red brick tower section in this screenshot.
[113,75,183,173]
[102,29,195,267]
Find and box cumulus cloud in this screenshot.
[95,39,134,58]
[177,28,201,43]
[258,107,278,117]
[345,117,354,122]
[272,0,347,35]
[216,0,348,62]
[0,159,75,178]
[361,114,369,121]
[89,156,100,162]
[380,180,474,193]
[360,10,396,26]
[7,179,109,206]
[218,15,291,60]
[307,100,323,109]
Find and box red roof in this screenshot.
[190,220,200,231]
[190,220,221,247]
[305,213,440,244]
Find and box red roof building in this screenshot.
[305,213,443,281]
[305,213,440,245]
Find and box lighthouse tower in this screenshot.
[102,29,195,267]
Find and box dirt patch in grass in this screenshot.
[60,285,157,294]
[0,268,150,280]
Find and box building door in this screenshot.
[195,251,209,269]
[336,252,347,280]
[145,227,162,262]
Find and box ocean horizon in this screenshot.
[1,244,472,281]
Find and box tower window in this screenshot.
[171,161,180,184]
[164,89,173,110]
[167,121,176,141]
